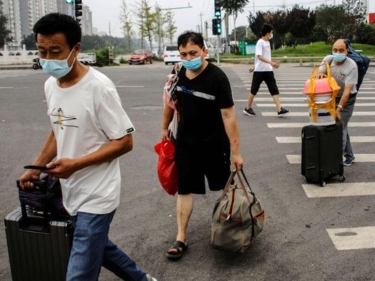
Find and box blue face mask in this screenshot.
[39,48,76,79]
[332,53,346,63]
[181,56,203,71]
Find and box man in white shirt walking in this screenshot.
[243,24,289,117]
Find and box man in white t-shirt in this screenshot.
[243,24,290,117]
[19,13,157,281]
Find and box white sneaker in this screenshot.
[146,274,158,281]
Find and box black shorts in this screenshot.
[250,71,279,96]
[175,142,231,195]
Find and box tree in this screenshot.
[315,4,347,43]
[21,33,36,49]
[270,10,289,48]
[341,0,367,40]
[164,10,177,45]
[285,5,316,48]
[0,9,11,46]
[247,11,267,38]
[120,0,134,51]
[135,0,156,50]
[221,0,249,44]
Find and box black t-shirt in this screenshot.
[174,63,233,147]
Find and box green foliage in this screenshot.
[94,48,110,67]
[271,41,375,57]
[21,34,36,49]
[0,10,11,45]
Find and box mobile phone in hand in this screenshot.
[24,165,54,170]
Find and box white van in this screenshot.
[163,45,181,65]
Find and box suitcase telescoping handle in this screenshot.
[16,179,47,191]
[16,179,49,225]
[324,123,338,133]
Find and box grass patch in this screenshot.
[221,41,375,59]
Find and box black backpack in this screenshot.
[344,39,370,91]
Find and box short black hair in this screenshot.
[177,31,204,49]
[261,24,273,37]
[33,13,81,50]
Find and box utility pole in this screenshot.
[157,3,192,56]
[199,12,203,34]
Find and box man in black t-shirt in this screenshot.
[161,31,244,260]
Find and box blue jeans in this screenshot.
[337,95,356,160]
[66,210,147,281]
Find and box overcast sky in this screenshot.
[87,0,374,39]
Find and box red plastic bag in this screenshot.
[154,140,178,196]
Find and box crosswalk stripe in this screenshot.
[277,136,375,143]
[248,97,375,102]
[261,111,375,116]
[286,154,375,164]
[268,122,375,128]
[239,89,375,94]
[327,227,375,250]
[302,182,375,198]
[256,103,375,107]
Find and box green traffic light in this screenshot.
[65,0,74,4]
[215,11,221,17]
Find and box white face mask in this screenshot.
[269,33,273,40]
[39,48,76,79]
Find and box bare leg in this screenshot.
[175,194,193,243]
[166,194,192,257]
[246,93,256,109]
[272,95,282,111]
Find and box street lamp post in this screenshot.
[157,3,192,56]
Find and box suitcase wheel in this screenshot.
[339,175,346,182]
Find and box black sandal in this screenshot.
[166,240,187,259]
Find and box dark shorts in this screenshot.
[175,142,231,195]
[250,71,279,96]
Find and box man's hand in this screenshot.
[249,66,254,73]
[231,153,244,172]
[19,169,42,189]
[271,61,279,69]
[46,158,77,179]
[315,72,326,79]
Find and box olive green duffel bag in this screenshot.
[211,169,265,253]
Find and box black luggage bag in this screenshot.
[4,177,73,281]
[301,121,346,186]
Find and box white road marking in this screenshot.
[268,122,375,128]
[327,227,375,250]
[302,182,375,198]
[260,111,375,117]
[287,154,375,164]
[277,136,375,143]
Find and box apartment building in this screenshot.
[1,0,92,46]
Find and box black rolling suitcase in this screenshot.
[301,121,346,186]
[4,176,73,281]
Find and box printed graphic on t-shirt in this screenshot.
[50,108,78,130]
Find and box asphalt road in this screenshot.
[1,62,375,281]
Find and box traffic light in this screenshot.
[214,0,221,18]
[75,0,83,18]
[65,0,74,3]
[212,18,222,35]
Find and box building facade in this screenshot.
[1,0,92,47]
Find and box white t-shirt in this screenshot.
[44,67,135,216]
[254,38,273,72]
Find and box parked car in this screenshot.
[163,45,181,65]
[204,40,216,62]
[129,49,153,65]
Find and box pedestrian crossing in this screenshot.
[232,65,375,251]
